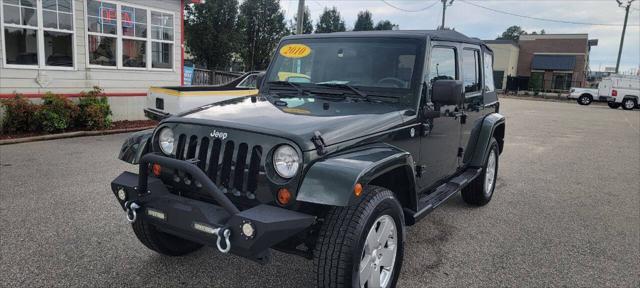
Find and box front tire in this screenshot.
[132,217,203,256]
[622,98,637,110]
[608,102,621,109]
[314,186,404,288]
[577,94,592,105]
[462,138,499,206]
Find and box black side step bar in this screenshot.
[404,167,482,225]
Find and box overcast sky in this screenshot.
[279,0,640,73]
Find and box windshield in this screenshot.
[265,37,424,105]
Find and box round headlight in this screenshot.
[158,127,175,155]
[273,145,300,179]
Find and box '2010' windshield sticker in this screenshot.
[280,44,311,58]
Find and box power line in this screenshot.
[459,0,640,26]
[380,0,439,12]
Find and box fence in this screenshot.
[505,76,584,93]
[191,69,243,86]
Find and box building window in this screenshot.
[150,11,173,69]
[462,49,481,93]
[552,73,573,91]
[2,0,74,68]
[85,1,174,70]
[121,5,147,68]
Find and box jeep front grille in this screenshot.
[174,134,264,195]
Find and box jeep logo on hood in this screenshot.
[210,130,228,140]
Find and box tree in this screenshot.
[290,6,313,34]
[184,0,239,69]
[497,25,546,40]
[496,25,526,40]
[354,10,374,31]
[315,7,346,33]
[238,0,289,70]
[374,20,397,31]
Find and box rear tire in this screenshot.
[622,98,637,110]
[314,186,404,288]
[132,217,203,256]
[577,94,592,105]
[608,102,621,109]
[462,138,499,206]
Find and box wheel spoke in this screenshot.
[359,255,373,287]
[366,227,378,251]
[368,265,381,288]
[379,246,395,267]
[375,218,393,245]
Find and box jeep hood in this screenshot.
[170,96,407,151]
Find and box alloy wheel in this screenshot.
[359,215,398,288]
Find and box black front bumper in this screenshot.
[111,153,315,263]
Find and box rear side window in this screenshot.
[428,47,457,83]
[484,52,495,92]
[462,49,481,93]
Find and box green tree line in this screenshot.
[185,1,397,71]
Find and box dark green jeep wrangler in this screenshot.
[112,30,505,288]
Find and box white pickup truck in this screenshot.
[569,87,602,105]
[600,74,640,110]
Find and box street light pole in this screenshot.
[440,0,454,29]
[615,0,635,74]
[296,0,305,34]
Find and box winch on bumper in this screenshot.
[110,153,316,263]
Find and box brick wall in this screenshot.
[517,37,589,86]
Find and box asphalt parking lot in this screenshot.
[1,98,638,288]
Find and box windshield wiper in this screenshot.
[316,83,368,99]
[267,81,306,96]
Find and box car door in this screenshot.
[417,43,463,191]
[459,45,487,166]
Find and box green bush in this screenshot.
[35,92,79,133]
[1,93,39,133]
[77,86,112,130]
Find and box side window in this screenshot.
[462,49,481,93]
[483,52,495,92]
[236,74,257,88]
[428,47,457,84]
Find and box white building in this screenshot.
[0,0,186,120]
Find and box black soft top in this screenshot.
[283,30,487,47]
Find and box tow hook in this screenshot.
[125,201,140,223]
[213,227,232,253]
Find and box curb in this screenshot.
[0,126,155,145]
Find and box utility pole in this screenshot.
[615,0,635,74]
[440,0,454,29]
[296,0,306,34]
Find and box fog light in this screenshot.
[241,221,256,239]
[277,188,291,205]
[146,208,166,220]
[193,222,216,234]
[117,188,127,201]
[152,163,162,176]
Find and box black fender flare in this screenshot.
[468,113,505,167]
[118,129,154,164]
[296,143,416,207]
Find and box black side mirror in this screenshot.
[432,80,463,106]
[256,72,266,90]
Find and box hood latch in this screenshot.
[311,131,328,155]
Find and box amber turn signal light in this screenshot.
[354,183,363,197]
[277,188,291,205]
[152,163,162,176]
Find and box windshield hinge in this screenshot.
[311,131,328,155]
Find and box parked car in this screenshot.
[569,87,600,105]
[112,30,505,288]
[599,74,640,110]
[143,72,261,120]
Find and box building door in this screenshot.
[493,70,504,89]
